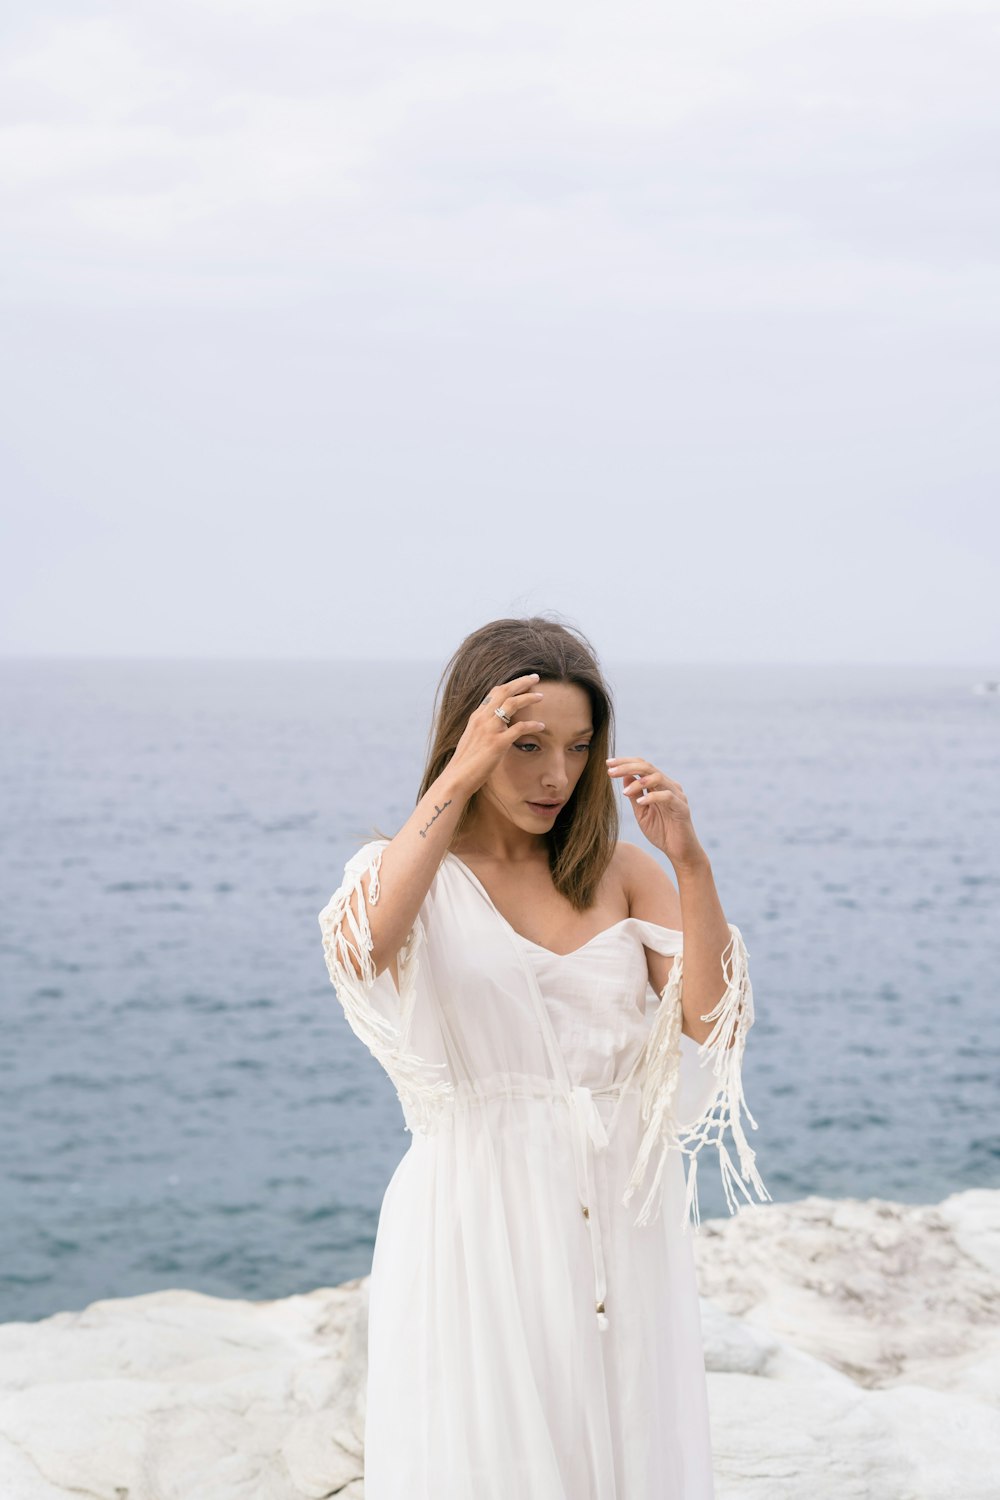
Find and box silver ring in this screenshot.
[494,707,512,726]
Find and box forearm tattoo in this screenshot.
[419,799,453,838]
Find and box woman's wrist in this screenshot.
[668,844,711,879]
[435,761,478,805]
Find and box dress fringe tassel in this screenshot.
[622,924,771,1235]
[318,844,452,1132]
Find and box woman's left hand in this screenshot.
[607,756,708,870]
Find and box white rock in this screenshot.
[0,1281,369,1499]
[692,1186,1000,1500]
[1,1191,997,1497]
[692,1187,1000,1399]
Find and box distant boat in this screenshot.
[972,680,1000,695]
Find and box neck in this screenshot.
[455,792,551,864]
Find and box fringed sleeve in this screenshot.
[318,839,451,1131]
[621,923,771,1235]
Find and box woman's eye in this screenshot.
[515,742,592,753]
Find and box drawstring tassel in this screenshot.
[318,844,451,1132]
[623,924,771,1234]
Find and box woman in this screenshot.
[319,616,769,1499]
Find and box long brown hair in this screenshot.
[394,614,619,910]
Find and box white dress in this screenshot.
[318,841,769,1500]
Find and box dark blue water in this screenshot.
[1,660,998,1324]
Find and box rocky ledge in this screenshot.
[1,1188,997,1499]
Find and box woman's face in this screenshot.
[479,678,595,832]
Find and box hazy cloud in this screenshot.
[2,1,997,660]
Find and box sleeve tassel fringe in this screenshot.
[621,923,771,1235]
[318,845,452,1132]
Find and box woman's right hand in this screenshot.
[447,673,546,796]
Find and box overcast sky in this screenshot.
[1,0,997,663]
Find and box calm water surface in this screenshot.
[1,659,997,1322]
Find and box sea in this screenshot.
[1,659,998,1325]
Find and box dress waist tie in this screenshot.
[568,1085,615,1331]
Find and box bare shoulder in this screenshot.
[613,840,682,928]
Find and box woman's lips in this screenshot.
[527,801,562,817]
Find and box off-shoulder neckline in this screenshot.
[443,851,681,958]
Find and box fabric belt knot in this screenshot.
[568,1085,611,1331]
